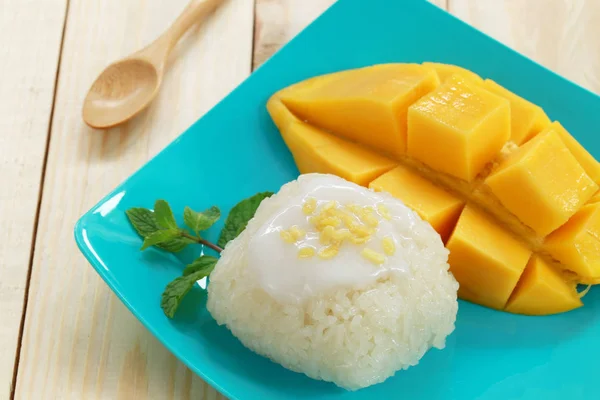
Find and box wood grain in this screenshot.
[253,0,336,69]
[0,0,67,398]
[450,0,600,94]
[253,0,448,70]
[14,0,253,398]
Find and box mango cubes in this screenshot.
[505,256,582,315]
[268,62,600,315]
[407,75,510,181]
[280,64,439,157]
[485,129,597,236]
[446,206,531,310]
[545,203,600,280]
[369,165,463,242]
[423,62,483,84]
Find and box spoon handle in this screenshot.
[139,0,224,65]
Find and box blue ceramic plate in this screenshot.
[75,0,600,398]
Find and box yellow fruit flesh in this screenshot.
[446,206,531,310]
[483,79,551,145]
[369,165,464,243]
[407,75,510,181]
[505,256,582,315]
[550,121,600,185]
[485,129,597,236]
[280,64,440,157]
[283,120,397,186]
[544,203,600,281]
[422,62,484,84]
[268,62,600,315]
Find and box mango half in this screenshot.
[267,63,600,315]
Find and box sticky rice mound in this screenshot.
[207,174,458,390]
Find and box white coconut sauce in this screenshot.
[246,175,427,304]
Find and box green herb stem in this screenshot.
[181,232,223,253]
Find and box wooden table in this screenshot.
[2,0,599,398]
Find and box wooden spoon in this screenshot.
[83,0,223,129]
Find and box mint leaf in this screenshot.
[126,207,192,253]
[161,270,209,318]
[126,208,160,237]
[217,191,274,248]
[154,200,177,229]
[141,229,181,250]
[183,255,218,276]
[183,206,220,235]
[153,235,194,253]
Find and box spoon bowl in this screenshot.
[83,59,160,129]
[82,0,223,129]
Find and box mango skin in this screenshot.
[268,62,600,316]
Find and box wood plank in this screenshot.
[253,0,448,70]
[14,0,253,398]
[253,0,337,69]
[449,0,600,94]
[0,0,67,398]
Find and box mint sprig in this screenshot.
[141,228,181,250]
[125,207,192,252]
[126,191,272,318]
[217,191,273,248]
[183,206,220,235]
[183,255,219,276]
[154,199,178,229]
[161,269,208,318]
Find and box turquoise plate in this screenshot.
[75,0,600,398]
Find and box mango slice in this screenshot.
[268,62,600,315]
[505,256,582,315]
[446,206,531,310]
[483,79,551,145]
[281,120,397,186]
[550,121,600,184]
[544,203,600,280]
[589,191,600,204]
[369,165,464,242]
[280,64,440,157]
[485,129,598,236]
[407,75,510,182]
[422,62,484,84]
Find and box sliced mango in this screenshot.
[544,203,600,280]
[267,94,301,131]
[407,75,510,182]
[279,119,396,186]
[446,206,531,310]
[279,64,439,157]
[269,62,600,315]
[485,129,598,236]
[549,121,600,184]
[422,62,484,84]
[505,256,582,315]
[369,165,464,242]
[483,79,551,145]
[589,191,600,204]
